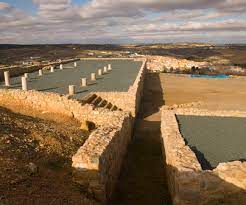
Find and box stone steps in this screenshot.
[81,93,121,111]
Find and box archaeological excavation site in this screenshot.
[0,57,245,205]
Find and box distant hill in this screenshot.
[0,43,246,65]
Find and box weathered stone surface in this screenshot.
[161,109,246,205]
[0,58,147,204]
[175,108,246,117]
[146,55,208,72]
[72,114,133,202]
[71,60,146,203]
[0,89,125,128]
[94,60,147,117]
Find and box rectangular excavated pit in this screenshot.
[161,109,246,205]
[176,115,246,169]
[0,60,142,99]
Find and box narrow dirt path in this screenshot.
[110,73,172,205]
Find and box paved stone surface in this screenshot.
[0,60,142,99]
[177,115,246,168]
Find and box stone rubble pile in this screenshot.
[146,55,208,72]
[162,101,203,110]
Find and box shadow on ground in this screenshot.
[109,73,172,205]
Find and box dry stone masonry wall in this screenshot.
[0,58,147,204]
[94,60,147,117]
[0,66,40,80]
[161,108,246,205]
[0,89,123,127]
[72,114,133,202]
[71,59,147,203]
[0,58,78,80]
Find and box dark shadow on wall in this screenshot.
[189,145,213,170]
[109,120,172,205]
[76,89,89,94]
[180,133,213,170]
[140,72,165,118]
[38,87,59,92]
[109,72,171,205]
[230,158,246,163]
[176,118,213,170]
[9,84,22,89]
[165,164,246,205]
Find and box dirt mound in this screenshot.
[0,107,90,205]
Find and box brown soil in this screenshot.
[161,74,246,111]
[0,107,90,205]
[110,73,172,205]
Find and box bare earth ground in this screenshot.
[110,73,172,205]
[0,107,89,205]
[162,73,246,170]
[161,74,246,111]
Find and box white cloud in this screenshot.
[0,0,245,44]
[0,2,11,10]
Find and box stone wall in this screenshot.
[0,88,134,204]
[128,59,146,116]
[0,58,147,204]
[94,59,147,117]
[0,89,123,127]
[146,55,208,72]
[0,66,41,80]
[72,113,133,203]
[161,108,246,205]
[0,58,79,80]
[71,59,147,203]
[174,108,246,117]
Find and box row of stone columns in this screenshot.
[22,76,27,91]
[3,61,79,88]
[3,62,112,96]
[4,71,10,86]
[68,64,112,96]
[23,62,78,91]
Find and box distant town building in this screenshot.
[30,56,41,60]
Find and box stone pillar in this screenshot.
[91,73,96,81]
[22,76,27,91]
[98,69,102,76]
[50,66,54,73]
[60,64,63,70]
[24,73,28,78]
[4,71,10,86]
[108,64,112,71]
[103,66,107,73]
[69,85,76,95]
[81,78,87,87]
[74,62,77,67]
[38,69,43,76]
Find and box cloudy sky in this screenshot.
[0,0,245,44]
